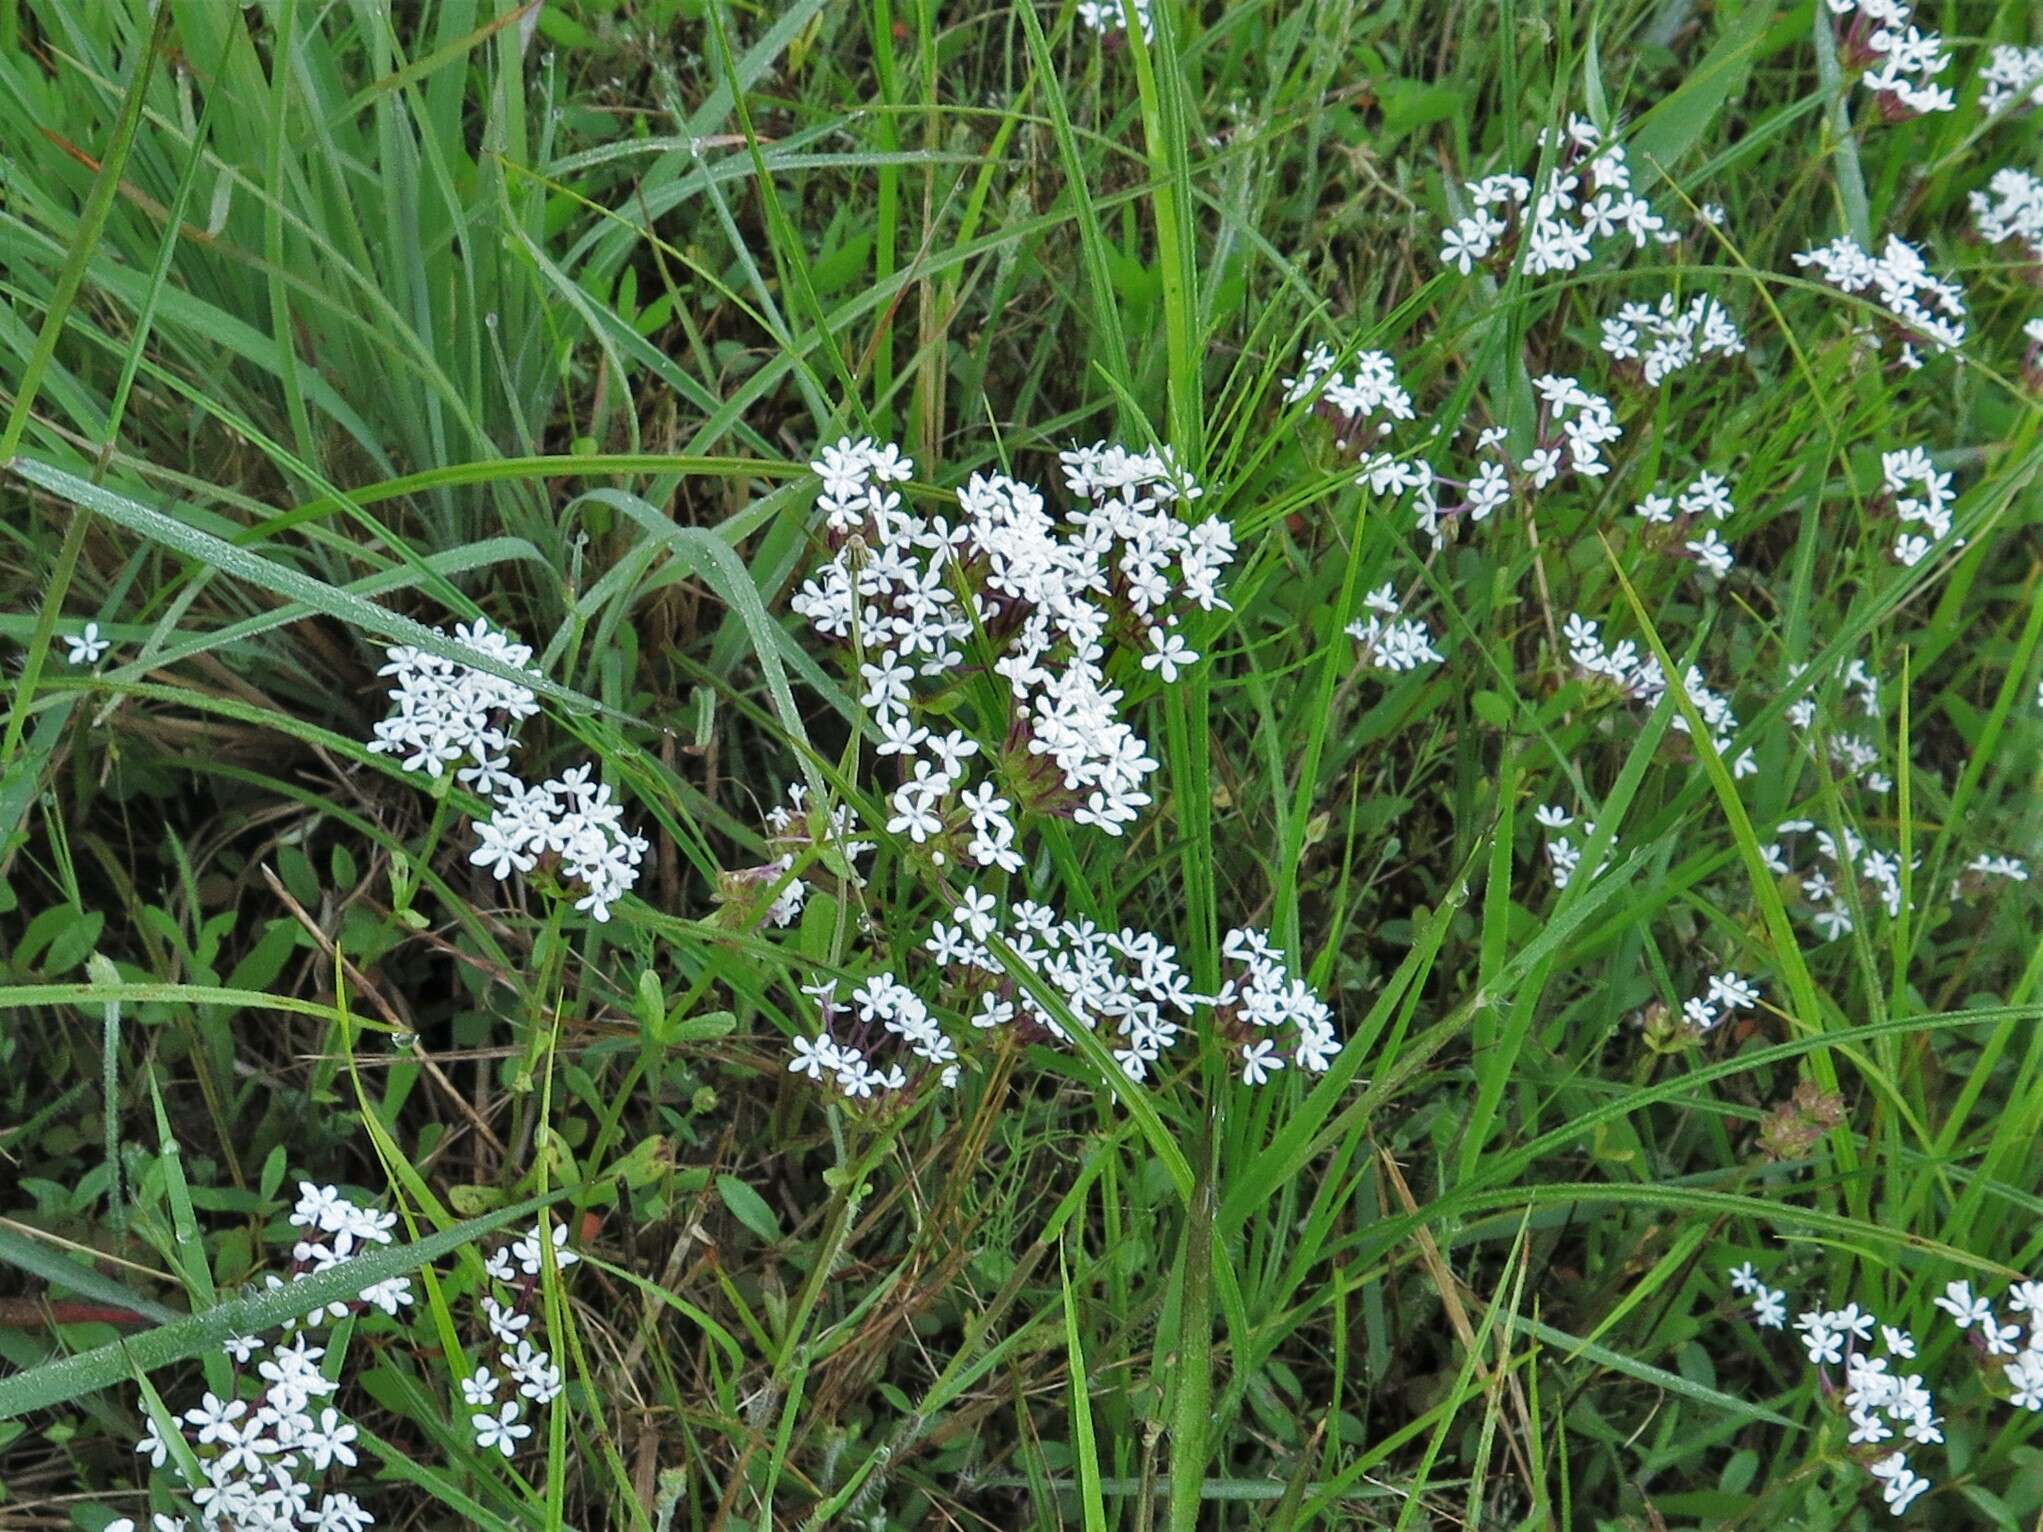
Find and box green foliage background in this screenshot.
[3,0,2043,1527]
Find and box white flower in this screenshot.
[1142,627,1198,683]
[62,621,111,665]
[1239,1038,1285,1086]
[472,1399,533,1456]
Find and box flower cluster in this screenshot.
[1633,470,1739,581]
[1561,613,1756,777]
[467,766,648,923]
[1076,0,1152,42]
[1598,292,1746,385]
[122,1184,411,1532]
[1878,446,1956,567]
[1762,819,1907,940]
[1792,234,1968,368]
[1979,43,2043,117]
[1353,374,1621,547]
[462,1223,575,1458]
[1675,969,1761,1032]
[1281,346,1416,449]
[729,784,875,929]
[781,434,1335,1098]
[1346,583,1444,674]
[1956,851,2030,900]
[1969,167,2043,269]
[1533,803,1614,891]
[1729,1261,2043,1516]
[795,437,1230,843]
[1437,116,1676,277]
[369,621,645,921]
[1216,927,1338,1083]
[1825,0,1954,119]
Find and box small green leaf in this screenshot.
[715,1174,783,1244]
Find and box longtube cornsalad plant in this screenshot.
[1723,1259,2043,1517]
[111,1184,573,1530]
[367,620,647,923]
[755,436,1336,1098]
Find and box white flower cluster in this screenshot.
[1281,346,1416,448]
[1957,851,2030,899]
[1217,927,1339,1083]
[1345,583,1443,674]
[1356,375,1621,547]
[1076,0,1152,41]
[1825,0,1954,118]
[1979,44,2043,117]
[795,436,1232,841]
[1533,802,1614,891]
[1792,234,1968,369]
[794,900,1335,1093]
[1879,446,1957,567]
[1437,115,1676,277]
[1634,470,1739,581]
[1785,655,1882,730]
[741,784,875,929]
[1730,1262,2043,1516]
[468,767,648,922]
[367,621,541,788]
[784,433,1335,1098]
[63,621,111,666]
[1599,293,1746,385]
[369,621,645,921]
[1676,970,1761,1032]
[463,1223,575,1458]
[1969,167,2043,267]
[1561,613,1756,776]
[1762,819,1908,940]
[123,1184,412,1532]
[1782,657,1891,791]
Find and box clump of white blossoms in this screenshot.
[1728,1260,2043,1516]
[1561,613,1757,778]
[468,766,648,923]
[1979,43,2043,117]
[1632,470,1739,582]
[1346,583,1444,674]
[63,620,111,666]
[1955,851,2030,901]
[1791,233,1968,369]
[1351,375,1621,547]
[1599,292,1746,386]
[1676,969,1762,1032]
[1281,346,1416,450]
[794,435,1231,842]
[1761,818,1908,941]
[1533,802,1614,891]
[1436,115,1676,277]
[123,1183,412,1532]
[368,620,646,921]
[1878,446,1957,567]
[1969,167,2043,269]
[1784,657,1892,794]
[791,897,1331,1096]
[1824,0,1955,118]
[721,783,876,930]
[465,1222,575,1458]
[1076,0,1152,42]
[779,434,1338,1099]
